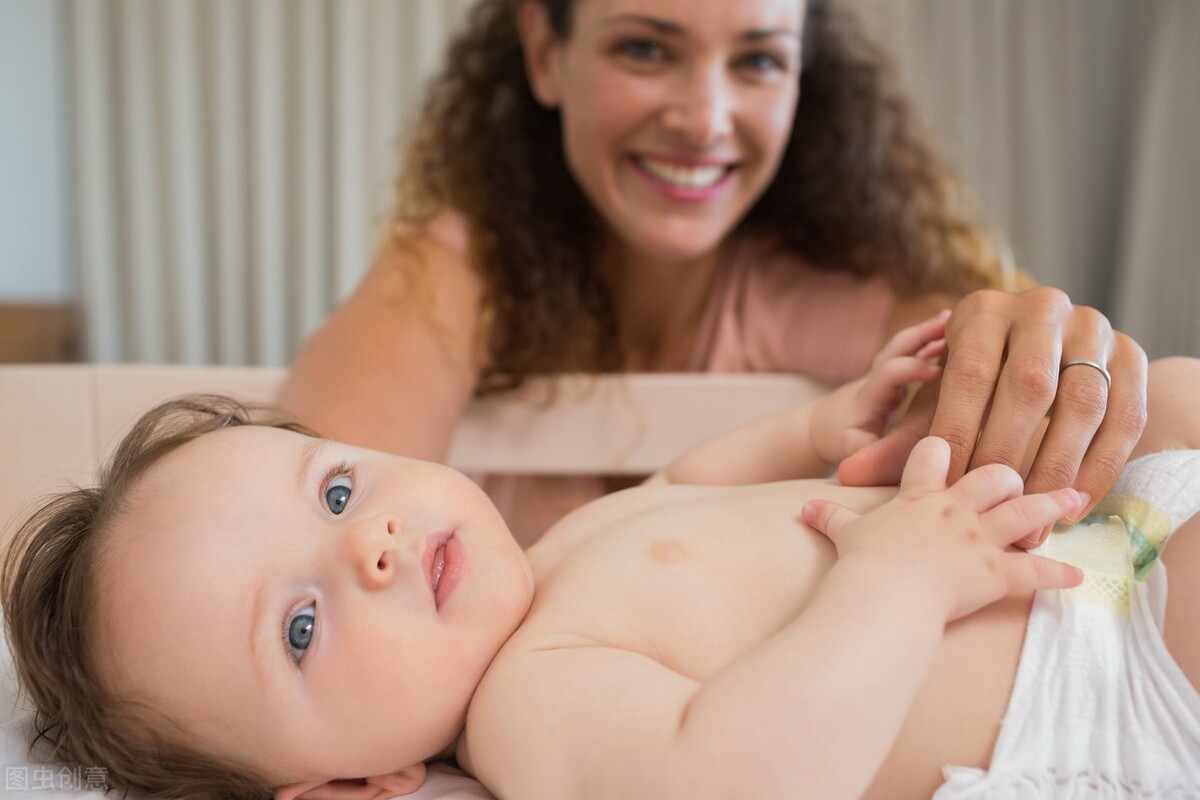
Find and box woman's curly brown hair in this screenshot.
[395,0,1013,394]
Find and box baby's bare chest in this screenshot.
[515,482,885,679]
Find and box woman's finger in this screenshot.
[1063,333,1148,510]
[928,291,1012,482]
[1012,304,1111,496]
[1018,359,1109,514]
[966,296,1068,475]
[838,382,938,487]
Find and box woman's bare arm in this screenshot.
[279,221,487,462]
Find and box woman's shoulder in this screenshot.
[396,208,473,256]
[364,209,483,306]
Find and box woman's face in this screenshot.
[521,0,804,265]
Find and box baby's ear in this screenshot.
[275,763,427,800]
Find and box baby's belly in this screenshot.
[866,591,1034,799]
[530,480,1035,796]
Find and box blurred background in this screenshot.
[1,0,1197,366]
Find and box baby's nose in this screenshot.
[341,514,400,589]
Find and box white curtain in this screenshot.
[68,0,1199,364]
[70,0,475,365]
[854,0,1200,358]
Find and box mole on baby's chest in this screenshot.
[648,538,687,565]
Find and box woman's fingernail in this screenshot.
[1067,491,1092,522]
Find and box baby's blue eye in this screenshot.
[325,475,352,515]
[286,603,316,663]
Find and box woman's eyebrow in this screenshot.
[601,14,683,35]
[600,14,799,42]
[742,28,802,44]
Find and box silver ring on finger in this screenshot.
[1061,359,1112,392]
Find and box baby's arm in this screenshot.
[465,440,1082,799]
[653,312,947,486]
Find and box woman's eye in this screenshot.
[325,474,352,515]
[617,39,666,63]
[285,603,316,664]
[736,51,788,76]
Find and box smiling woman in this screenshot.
[517,0,803,265]
[280,0,1149,549]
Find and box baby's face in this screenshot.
[96,425,534,786]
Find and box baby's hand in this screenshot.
[811,312,948,465]
[803,436,1084,623]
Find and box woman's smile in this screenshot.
[630,154,737,201]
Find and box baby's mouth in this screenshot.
[424,531,463,610]
[430,543,447,594]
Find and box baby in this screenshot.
[5,315,1200,800]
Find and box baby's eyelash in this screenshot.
[320,460,355,492]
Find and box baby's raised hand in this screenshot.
[803,436,1084,623]
[811,312,948,465]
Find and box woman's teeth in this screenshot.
[638,157,727,189]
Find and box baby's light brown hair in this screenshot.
[2,395,311,800]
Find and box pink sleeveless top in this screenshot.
[482,238,895,547]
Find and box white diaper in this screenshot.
[934,450,1200,799]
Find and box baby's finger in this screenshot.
[801,500,860,545]
[916,338,946,361]
[862,357,942,411]
[999,552,1084,595]
[950,462,1025,510]
[899,436,952,495]
[983,487,1084,545]
[876,310,951,362]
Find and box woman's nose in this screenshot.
[662,65,734,147]
[340,514,400,590]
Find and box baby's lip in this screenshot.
[423,531,454,603]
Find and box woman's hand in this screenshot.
[838,287,1148,545]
